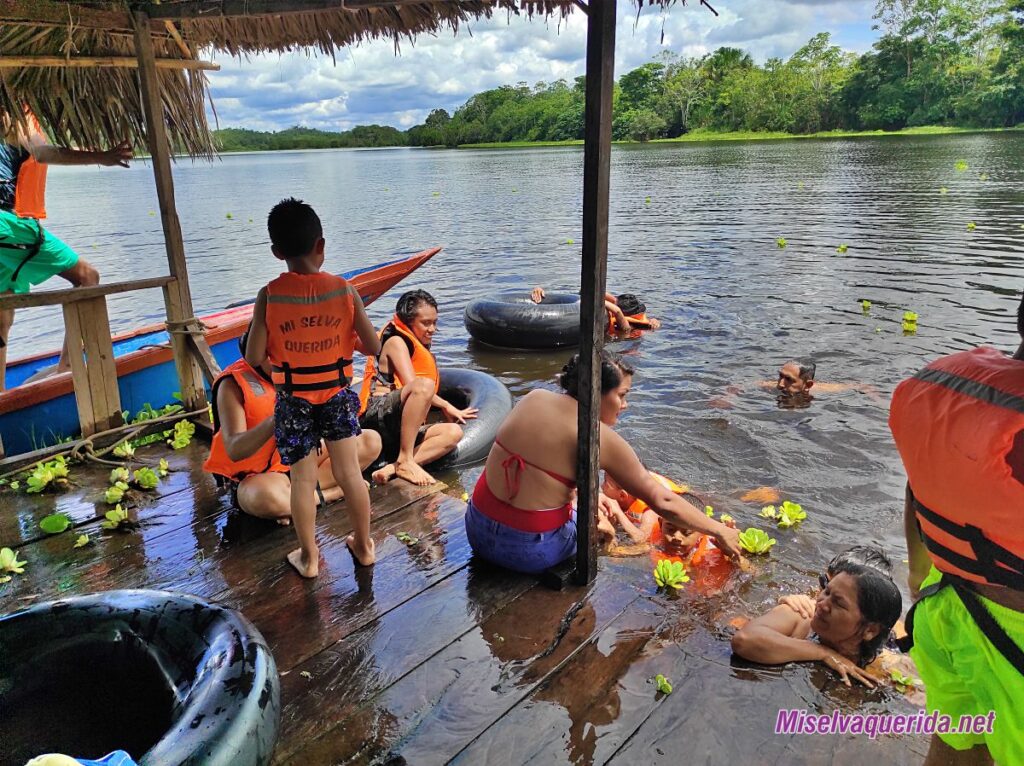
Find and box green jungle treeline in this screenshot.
[215,0,1024,151]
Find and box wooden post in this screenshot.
[574,0,617,585]
[62,297,123,435]
[133,10,208,411]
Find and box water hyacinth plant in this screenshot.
[759,505,778,519]
[654,674,673,694]
[955,160,969,172]
[25,456,71,494]
[653,559,690,590]
[74,534,91,548]
[966,221,976,231]
[777,501,807,528]
[101,504,135,531]
[113,441,135,459]
[110,467,130,485]
[158,459,170,477]
[836,244,848,254]
[776,237,787,249]
[39,513,72,535]
[890,669,920,690]
[133,467,159,490]
[105,481,129,505]
[704,505,715,517]
[168,420,195,450]
[861,299,871,314]
[1,546,27,576]
[738,527,776,555]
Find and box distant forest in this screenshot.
[215,0,1024,151]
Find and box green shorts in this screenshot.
[0,208,79,294]
[909,570,1024,763]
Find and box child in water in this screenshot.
[245,198,381,578]
[601,471,707,553]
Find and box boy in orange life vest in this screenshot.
[530,286,661,337]
[601,471,704,551]
[245,198,381,578]
[0,110,132,390]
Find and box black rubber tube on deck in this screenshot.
[0,590,280,766]
[464,291,581,349]
[427,367,513,470]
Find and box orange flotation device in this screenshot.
[358,314,439,414]
[11,111,47,220]
[624,472,689,523]
[607,312,657,336]
[204,359,287,481]
[264,272,358,405]
[890,346,1024,588]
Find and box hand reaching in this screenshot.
[101,140,133,168]
[530,286,546,303]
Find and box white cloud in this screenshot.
[205,0,878,132]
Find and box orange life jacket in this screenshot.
[624,472,690,523]
[265,272,358,405]
[8,111,47,219]
[358,315,439,414]
[204,359,287,481]
[890,346,1024,589]
[608,312,656,335]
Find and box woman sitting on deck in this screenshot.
[464,351,742,574]
[731,557,903,689]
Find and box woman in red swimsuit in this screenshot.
[465,351,743,574]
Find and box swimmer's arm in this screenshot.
[216,378,274,462]
[244,289,269,368]
[638,510,660,541]
[607,504,647,543]
[904,484,932,599]
[351,293,380,358]
[730,605,823,664]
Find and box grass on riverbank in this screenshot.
[459,125,1023,150]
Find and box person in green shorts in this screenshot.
[0,110,132,390]
[890,291,1024,766]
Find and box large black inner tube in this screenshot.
[464,291,581,349]
[0,590,280,766]
[426,368,513,470]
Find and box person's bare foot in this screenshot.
[395,460,434,487]
[286,547,319,578]
[371,463,397,485]
[346,534,376,567]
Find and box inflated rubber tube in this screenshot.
[0,590,280,766]
[464,291,581,349]
[427,367,513,470]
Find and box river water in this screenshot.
[17,133,1024,757]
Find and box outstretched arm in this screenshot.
[244,289,269,369]
[18,124,132,168]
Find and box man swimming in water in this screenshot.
[711,360,879,409]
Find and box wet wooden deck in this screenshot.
[1,443,929,765]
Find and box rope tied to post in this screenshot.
[165,316,207,338]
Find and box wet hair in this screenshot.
[616,293,646,317]
[396,289,437,324]
[832,563,902,665]
[784,360,816,382]
[827,546,892,579]
[559,350,634,399]
[267,197,322,259]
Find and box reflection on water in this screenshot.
[19,135,1024,761]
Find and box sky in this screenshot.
[205,0,879,133]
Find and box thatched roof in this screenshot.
[0,1,696,156]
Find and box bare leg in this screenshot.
[411,422,461,465]
[923,736,992,766]
[373,378,436,486]
[235,472,293,525]
[326,436,375,567]
[316,429,382,503]
[285,451,320,578]
[0,302,12,392]
[55,259,99,373]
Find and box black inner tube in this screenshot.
[464,291,582,349]
[426,368,513,470]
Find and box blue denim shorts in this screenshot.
[274,388,361,465]
[464,499,577,574]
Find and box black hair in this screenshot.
[558,350,635,399]
[238,327,249,357]
[832,563,902,665]
[396,289,437,324]
[616,293,646,317]
[1017,290,1024,338]
[267,197,322,260]
[827,546,893,579]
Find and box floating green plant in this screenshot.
[130,402,183,424]
[300,671,313,680]
[645,196,651,204]
[979,173,989,181]
[966,221,976,231]
[653,559,689,590]
[759,505,778,519]
[861,299,872,314]
[1,547,27,575]
[225,212,233,219]
[105,481,129,505]
[396,531,419,545]
[955,160,969,172]
[9,481,19,491]
[148,210,156,216]
[101,504,136,531]
[939,187,949,194]
[133,467,159,490]
[565,238,575,245]
[158,458,170,478]
[836,244,848,254]
[168,420,195,450]
[653,674,673,695]
[74,534,91,549]
[110,467,130,485]
[890,669,920,690]
[738,527,776,555]
[720,513,734,525]
[25,465,55,494]
[431,191,441,196]
[777,501,806,528]
[704,505,714,517]
[776,237,787,249]
[39,513,72,535]
[113,441,135,459]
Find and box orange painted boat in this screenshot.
[0,248,439,455]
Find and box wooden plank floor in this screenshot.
[1,443,929,766]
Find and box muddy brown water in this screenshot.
[8,133,1024,763]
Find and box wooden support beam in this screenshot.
[164,21,194,58]
[134,10,209,413]
[62,297,123,436]
[145,0,346,19]
[0,277,175,311]
[0,56,219,71]
[0,3,134,32]
[574,0,616,587]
